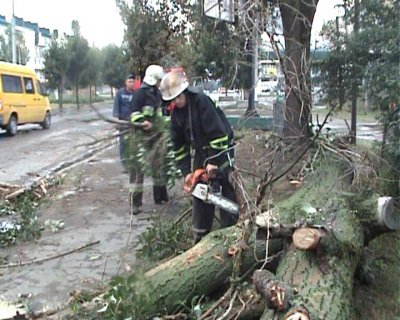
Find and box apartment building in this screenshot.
[0,14,52,81]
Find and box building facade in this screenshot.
[0,14,52,82]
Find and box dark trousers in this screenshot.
[192,168,238,243]
[118,129,128,171]
[128,133,168,207]
[129,169,168,206]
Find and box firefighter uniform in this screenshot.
[129,66,168,214]
[170,89,237,243]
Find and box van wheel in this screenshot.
[41,112,51,129]
[6,115,18,136]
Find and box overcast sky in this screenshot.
[0,0,125,48]
[0,0,339,48]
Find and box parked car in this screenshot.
[255,76,278,96]
[0,61,51,136]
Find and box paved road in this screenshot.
[0,102,116,185]
[0,100,382,186]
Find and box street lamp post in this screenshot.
[11,0,17,63]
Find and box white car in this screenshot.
[256,76,278,96]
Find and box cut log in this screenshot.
[253,269,294,311]
[255,160,398,319]
[142,226,283,314]
[292,227,326,250]
[116,159,397,318]
[353,195,400,244]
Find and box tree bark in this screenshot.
[128,159,398,318]
[142,226,283,314]
[256,189,398,319]
[279,0,318,140]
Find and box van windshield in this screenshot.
[36,80,48,96]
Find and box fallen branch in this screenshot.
[4,187,26,200]
[0,240,100,268]
[173,207,192,225]
[0,182,20,188]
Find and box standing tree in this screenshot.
[320,0,399,113]
[275,0,318,140]
[65,20,90,110]
[0,26,29,65]
[117,0,188,75]
[43,34,69,110]
[101,45,127,97]
[84,47,103,104]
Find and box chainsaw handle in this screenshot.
[183,168,208,193]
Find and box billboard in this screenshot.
[204,0,234,23]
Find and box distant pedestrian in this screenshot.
[129,65,169,214]
[113,73,136,171]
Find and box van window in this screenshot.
[36,80,46,95]
[1,74,23,93]
[23,77,35,94]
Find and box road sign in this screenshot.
[204,0,234,22]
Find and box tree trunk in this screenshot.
[123,158,398,318]
[57,86,63,111]
[142,226,283,314]
[254,178,398,319]
[279,0,318,140]
[75,84,80,110]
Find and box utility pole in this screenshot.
[11,0,17,64]
[245,12,259,117]
[350,0,359,144]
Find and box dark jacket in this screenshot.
[113,87,134,120]
[170,90,234,177]
[130,83,162,123]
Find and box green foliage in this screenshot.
[320,0,399,110]
[0,25,29,64]
[378,107,400,199]
[117,0,188,74]
[138,215,191,262]
[187,18,245,87]
[0,196,41,247]
[65,32,90,107]
[101,45,127,89]
[43,38,69,90]
[126,116,182,189]
[83,47,103,89]
[100,272,158,319]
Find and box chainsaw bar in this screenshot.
[192,184,239,215]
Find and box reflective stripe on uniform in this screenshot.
[174,145,189,161]
[210,135,229,150]
[130,111,144,123]
[192,227,208,234]
[129,183,144,193]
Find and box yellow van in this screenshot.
[0,61,51,136]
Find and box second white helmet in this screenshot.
[160,71,189,101]
[143,65,165,86]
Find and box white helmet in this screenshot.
[143,65,164,86]
[160,71,189,101]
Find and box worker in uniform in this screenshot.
[129,65,169,214]
[160,71,237,243]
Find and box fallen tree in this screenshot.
[96,147,399,320]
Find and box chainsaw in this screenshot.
[184,168,239,216]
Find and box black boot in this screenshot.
[153,186,168,204]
